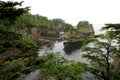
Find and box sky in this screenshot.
[3,0,120,33]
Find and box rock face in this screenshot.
[40,28,59,37]
[15,27,40,41]
[63,40,83,54]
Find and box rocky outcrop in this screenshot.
[40,28,59,37]
[64,30,94,40]
[63,25,94,53]
[14,21,95,47]
[63,40,83,54]
[15,27,40,41]
[64,24,94,40]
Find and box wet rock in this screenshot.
[63,40,83,54]
[23,70,40,80]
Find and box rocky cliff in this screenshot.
[14,27,40,41]
[64,25,94,39]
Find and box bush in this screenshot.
[0,52,87,80]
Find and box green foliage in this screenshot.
[101,24,120,46]
[15,13,35,28]
[15,40,38,51]
[112,70,120,80]
[0,52,87,80]
[100,24,120,80]
[15,13,67,30]
[100,24,120,57]
[15,13,74,32]
[64,23,73,32]
[52,18,64,26]
[0,58,31,80]
[77,21,89,28]
[0,30,22,41]
[0,1,29,26]
[102,24,120,30]
[82,33,119,80]
[15,13,48,28]
[76,21,94,35]
[0,30,22,52]
[0,29,38,53]
[0,1,38,53]
[0,57,44,80]
[40,52,87,80]
[0,1,31,52]
[15,14,60,29]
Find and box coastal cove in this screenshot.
[26,40,96,80]
[38,41,87,63]
[1,1,120,80]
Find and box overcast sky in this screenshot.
[3,0,120,33]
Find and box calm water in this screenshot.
[38,41,87,62]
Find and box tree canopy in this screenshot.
[0,1,29,26]
[0,1,38,63]
[81,24,120,80]
[77,21,89,28]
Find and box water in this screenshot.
[38,41,87,63]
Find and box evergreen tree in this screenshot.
[82,33,120,80]
[0,1,29,27]
[102,24,120,48]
